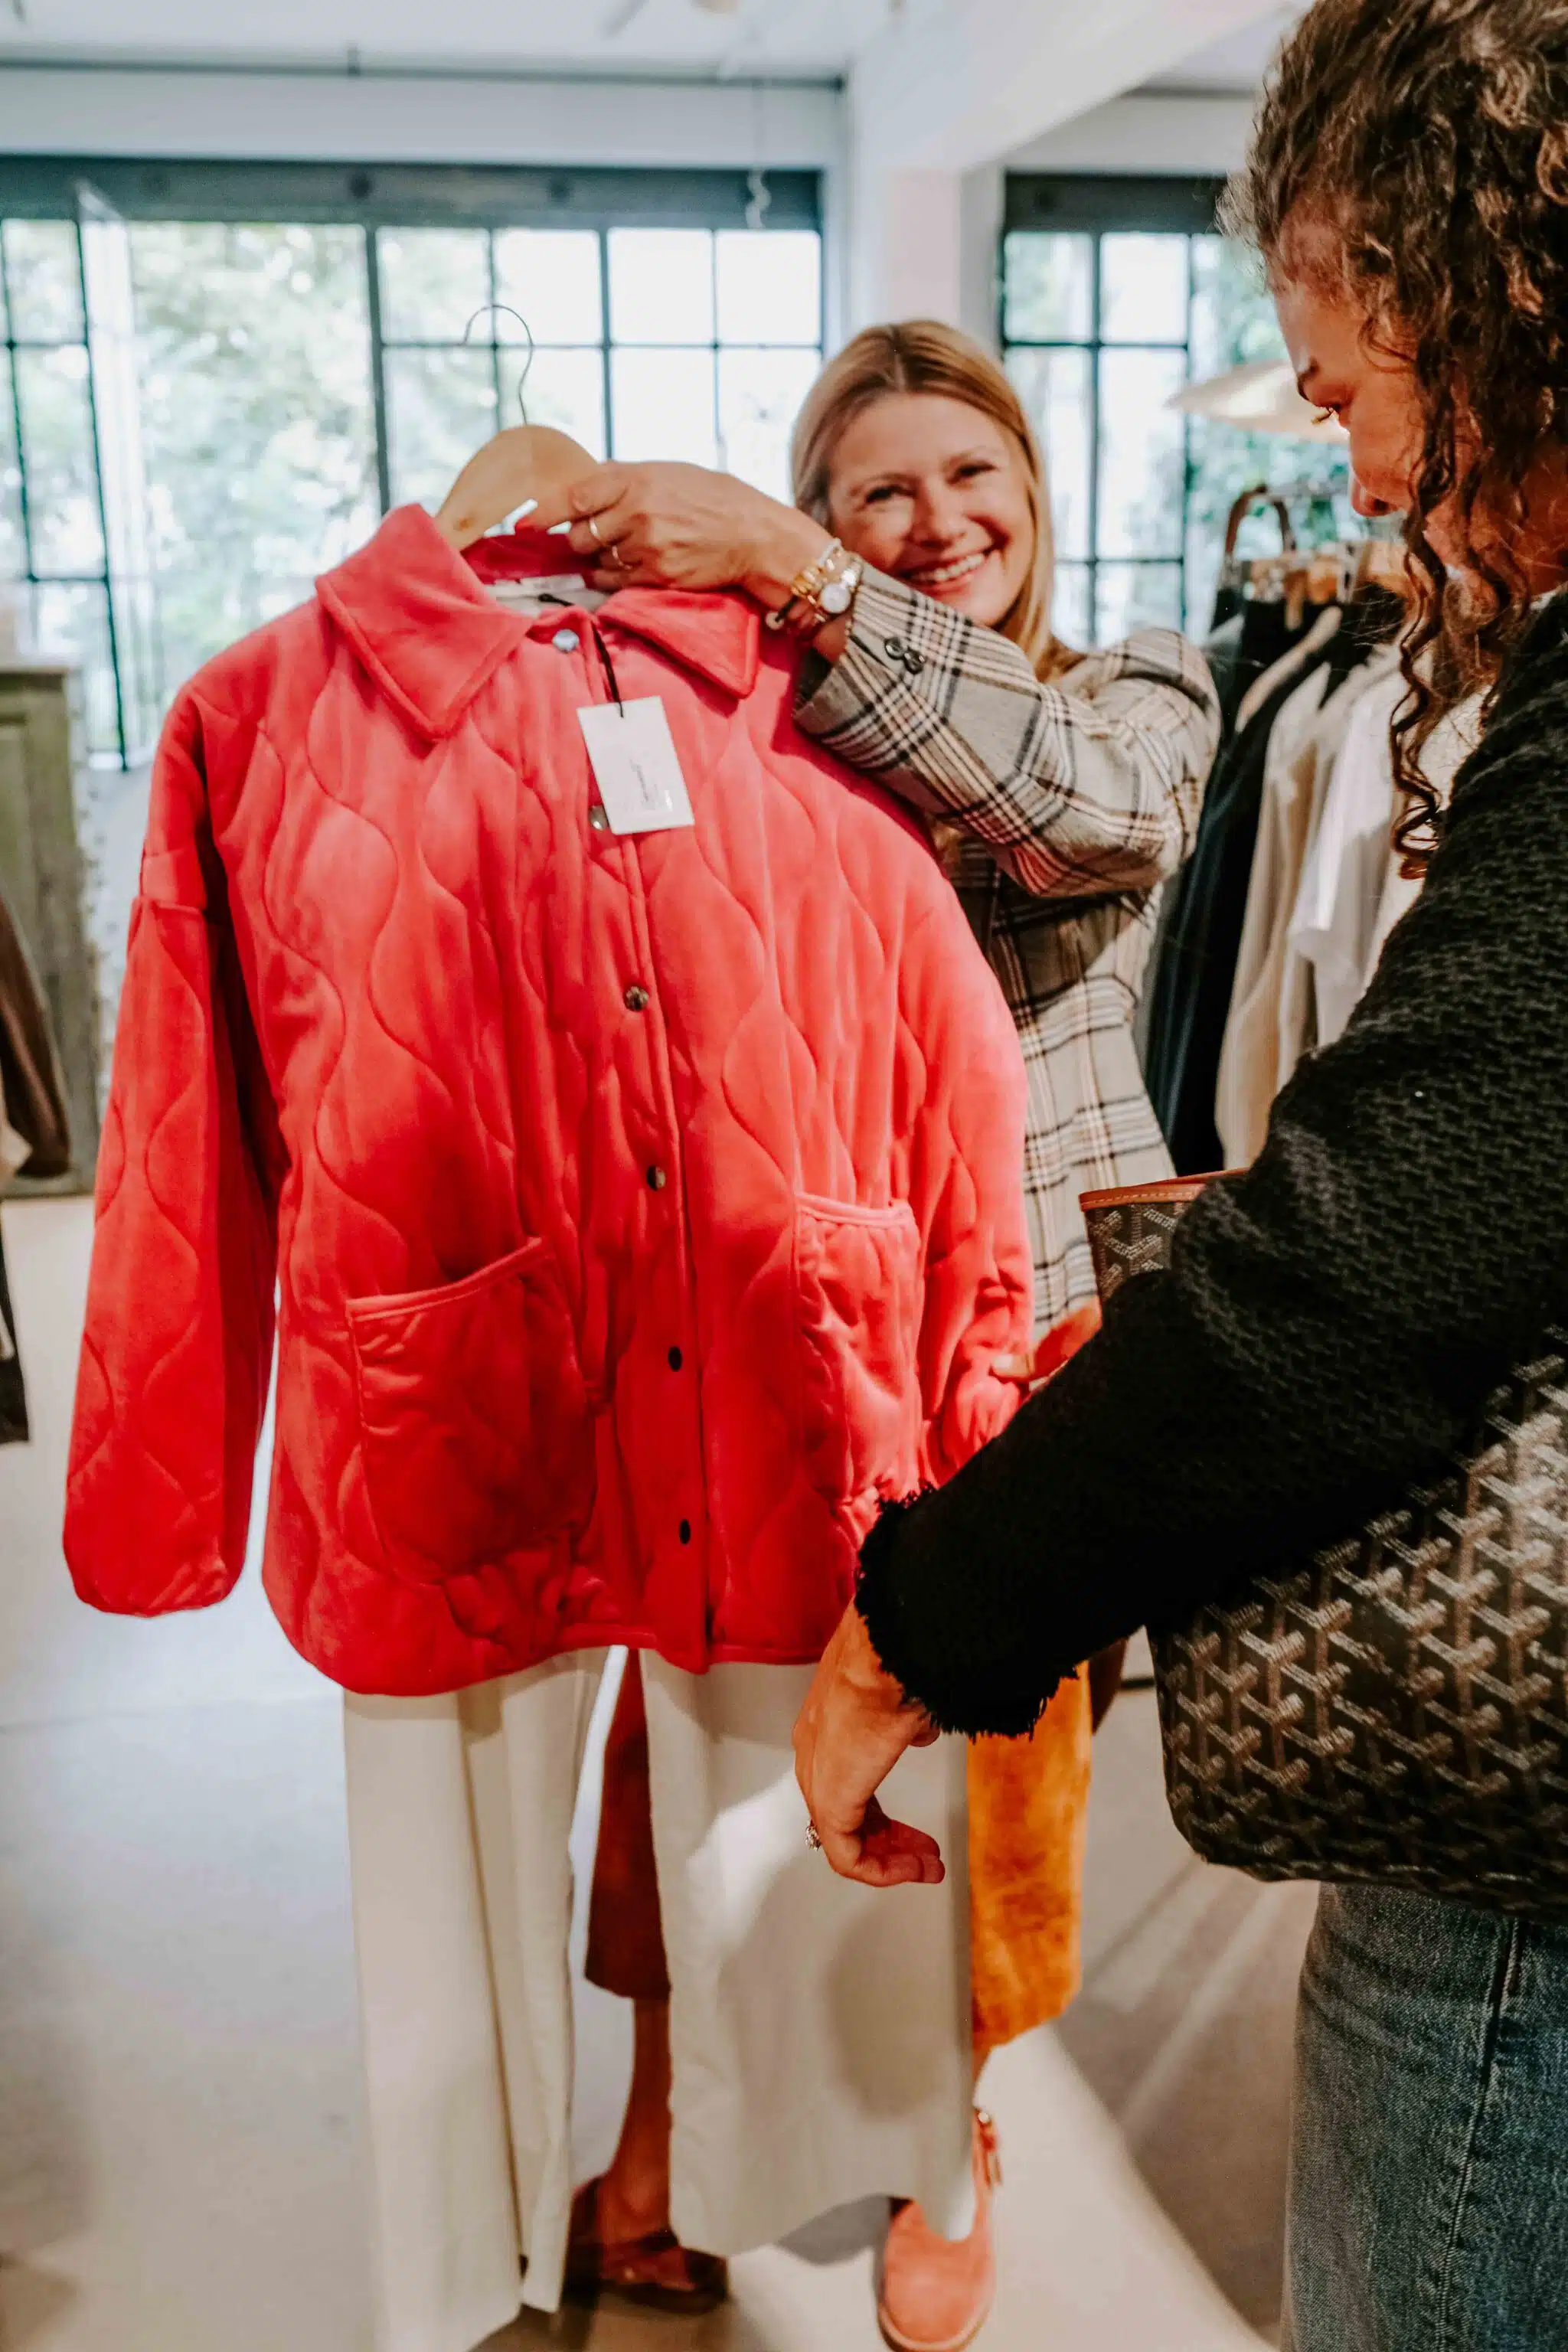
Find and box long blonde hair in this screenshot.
[791,318,1070,681]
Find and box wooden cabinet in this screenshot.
[0,662,103,1196]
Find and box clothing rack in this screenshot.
[1145,497,1420,1176]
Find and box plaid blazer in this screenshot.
[796,569,1221,1329]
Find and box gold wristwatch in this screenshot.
[763,538,864,638]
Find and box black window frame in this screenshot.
[1001,172,1229,645]
[0,156,825,767]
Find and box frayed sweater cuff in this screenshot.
[854,1494,1062,1740]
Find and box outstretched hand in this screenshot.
[792,1601,945,1889]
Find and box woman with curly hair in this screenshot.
[795,4,1568,2346]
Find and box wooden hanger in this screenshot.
[433,424,599,552]
[433,300,602,553]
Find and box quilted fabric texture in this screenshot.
[65,507,1030,1697]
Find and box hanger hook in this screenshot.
[462,302,537,426]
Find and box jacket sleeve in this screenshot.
[856,612,1568,1735]
[901,894,1033,1488]
[65,690,282,1615]
[795,570,1220,900]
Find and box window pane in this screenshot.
[1100,234,1189,345]
[611,348,717,466]
[1003,233,1093,344]
[14,346,104,575]
[385,346,498,508]
[609,230,714,347]
[514,347,606,459]
[1097,346,1187,559]
[1052,560,1092,650]
[493,230,603,346]
[378,228,491,344]
[1096,560,1183,645]
[718,348,818,499]
[1189,234,1283,381]
[4,220,85,341]
[0,351,22,580]
[715,230,821,345]
[1007,345,1092,560]
[132,223,377,702]
[32,580,117,756]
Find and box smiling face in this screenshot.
[822,391,1037,628]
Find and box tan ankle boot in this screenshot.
[877,2109,1001,2352]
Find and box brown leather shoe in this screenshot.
[564,2176,729,2314]
[877,2110,1001,2352]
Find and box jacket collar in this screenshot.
[318,505,760,740]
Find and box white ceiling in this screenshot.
[1142,4,1305,92]
[0,0,901,79]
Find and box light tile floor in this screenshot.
[0,1196,1315,2350]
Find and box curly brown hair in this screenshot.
[1224,0,1568,863]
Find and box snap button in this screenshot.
[624,984,650,1012]
[588,805,609,831]
[678,1520,692,1545]
[552,627,580,654]
[647,1165,667,1191]
[668,1345,683,1371]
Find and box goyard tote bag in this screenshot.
[1080,1175,1568,1920]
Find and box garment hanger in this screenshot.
[433,303,599,553]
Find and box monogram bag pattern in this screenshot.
[1080,1181,1568,1920]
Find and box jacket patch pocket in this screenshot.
[793,1195,923,1511]
[348,1240,593,1577]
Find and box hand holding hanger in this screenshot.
[531,459,831,603]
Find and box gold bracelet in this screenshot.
[764,540,864,637]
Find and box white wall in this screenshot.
[1008,93,1258,177]
[0,64,843,170]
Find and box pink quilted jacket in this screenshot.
[65,507,1030,1697]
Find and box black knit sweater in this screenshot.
[858,596,1568,1737]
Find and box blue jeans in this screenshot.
[1289,1883,1568,2352]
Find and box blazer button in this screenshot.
[647,1165,667,1191]
[552,627,581,654]
[624,984,650,1012]
[903,649,925,675]
[884,635,906,659]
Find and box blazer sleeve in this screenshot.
[65,689,282,1615]
[795,570,1220,900]
[902,892,1033,1488]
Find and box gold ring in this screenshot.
[586,513,606,547]
[805,1821,823,1852]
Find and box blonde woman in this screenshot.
[541,322,1220,2350]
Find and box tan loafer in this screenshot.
[564,2175,729,2314]
[877,2109,1001,2352]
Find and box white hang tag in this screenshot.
[577,697,695,836]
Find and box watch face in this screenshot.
[819,577,854,615]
